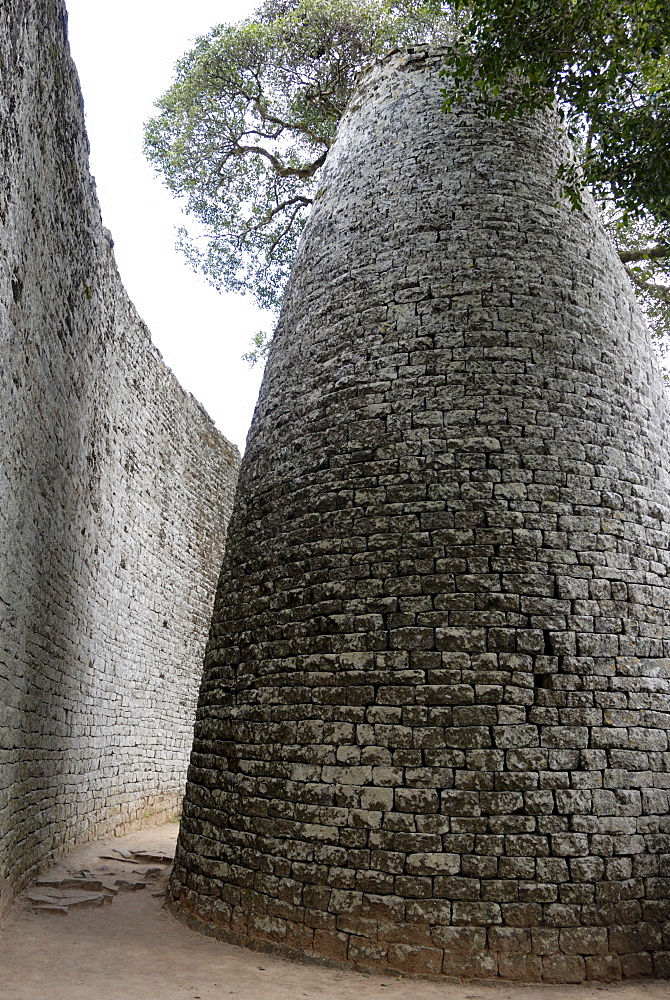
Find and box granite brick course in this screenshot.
[169,46,670,981]
[0,0,239,911]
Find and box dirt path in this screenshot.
[0,824,668,1000]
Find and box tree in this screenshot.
[435,0,670,352]
[144,0,454,359]
[145,0,670,360]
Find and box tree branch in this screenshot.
[264,201,309,260]
[619,244,670,264]
[251,98,335,146]
[624,266,670,304]
[206,195,313,244]
[230,143,328,179]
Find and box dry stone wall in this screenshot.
[0,0,239,911]
[170,48,670,982]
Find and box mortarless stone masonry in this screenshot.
[0,0,239,912]
[170,48,670,982]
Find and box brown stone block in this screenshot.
[541,954,586,983]
[394,876,433,898]
[441,952,499,978]
[641,900,670,923]
[347,935,387,966]
[275,877,302,906]
[481,879,519,902]
[452,901,502,925]
[561,882,595,905]
[505,833,549,856]
[542,903,581,927]
[221,882,241,905]
[585,955,622,982]
[327,867,357,890]
[559,927,608,955]
[303,885,331,910]
[356,871,395,894]
[249,914,287,941]
[619,952,653,977]
[336,914,379,938]
[645,877,670,899]
[431,925,486,953]
[500,902,542,927]
[497,953,542,981]
[379,922,433,946]
[240,887,268,915]
[463,855,497,878]
[406,852,460,875]
[435,628,485,653]
[406,899,451,924]
[387,944,444,976]
[499,856,536,879]
[652,951,670,978]
[395,788,438,813]
[210,899,232,929]
[609,922,662,953]
[370,850,405,875]
[230,906,249,937]
[488,926,531,952]
[312,929,348,962]
[594,901,642,926]
[360,787,394,811]
[531,928,559,954]
[285,921,315,953]
[360,894,405,922]
[519,881,557,902]
[303,907,336,930]
[329,888,362,914]
[434,876,480,900]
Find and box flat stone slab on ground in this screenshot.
[32,905,69,916]
[26,889,108,910]
[114,879,147,892]
[128,850,173,865]
[130,866,164,879]
[34,877,105,891]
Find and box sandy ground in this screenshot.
[0,824,668,1000]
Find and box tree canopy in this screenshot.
[144,1,452,325]
[438,0,670,355]
[145,0,670,361]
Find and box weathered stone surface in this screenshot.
[0,0,239,912]
[26,889,107,910]
[130,851,174,866]
[34,878,104,892]
[114,880,147,893]
[169,45,670,982]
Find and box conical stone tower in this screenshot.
[170,47,670,982]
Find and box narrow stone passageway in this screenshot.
[0,824,667,1000]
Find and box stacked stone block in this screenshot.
[170,47,670,981]
[0,0,239,911]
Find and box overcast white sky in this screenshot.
[65,0,268,451]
